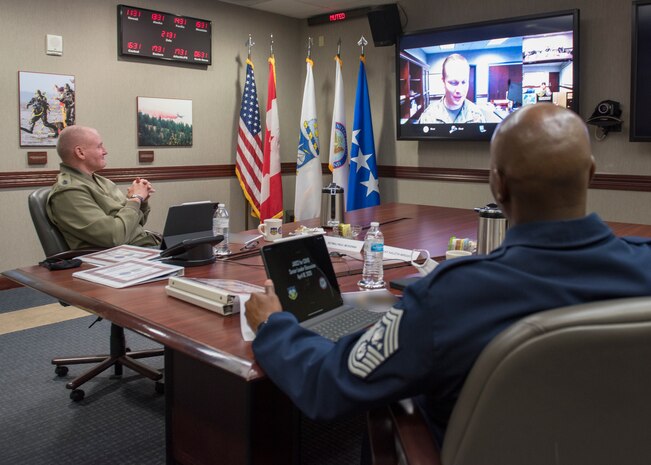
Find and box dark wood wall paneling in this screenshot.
[2,163,651,191]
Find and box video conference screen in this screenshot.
[631,1,651,141]
[396,10,579,141]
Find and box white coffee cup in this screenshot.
[445,250,472,260]
[258,218,283,241]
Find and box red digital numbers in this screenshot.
[127,42,142,50]
[195,21,208,30]
[194,50,209,60]
[174,17,187,26]
[174,48,188,56]
[125,9,141,18]
[161,30,177,40]
[329,12,346,21]
[151,45,165,54]
[151,13,165,22]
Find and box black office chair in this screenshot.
[367,296,651,465]
[28,186,164,402]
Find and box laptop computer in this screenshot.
[160,202,218,250]
[159,202,221,266]
[261,234,398,341]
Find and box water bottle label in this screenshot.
[214,218,229,228]
[370,243,384,253]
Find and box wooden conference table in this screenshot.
[4,203,651,465]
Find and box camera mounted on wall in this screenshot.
[586,100,623,139]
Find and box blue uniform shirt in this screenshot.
[252,214,651,444]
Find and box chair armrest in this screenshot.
[46,248,104,261]
[367,399,442,465]
[367,405,400,465]
[390,399,442,465]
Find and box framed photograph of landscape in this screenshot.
[137,97,193,146]
[19,71,76,147]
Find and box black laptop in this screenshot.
[261,235,397,341]
[159,202,221,266]
[160,202,218,250]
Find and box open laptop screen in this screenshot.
[261,235,343,322]
[161,202,218,250]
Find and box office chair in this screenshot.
[28,186,164,402]
[367,296,651,465]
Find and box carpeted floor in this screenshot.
[0,314,166,465]
[0,287,365,464]
[0,286,58,314]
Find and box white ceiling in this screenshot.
[218,0,392,19]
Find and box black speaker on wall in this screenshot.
[367,4,402,47]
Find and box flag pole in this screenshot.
[246,34,254,229]
[246,34,254,58]
[261,33,283,221]
[357,35,367,57]
[235,34,263,229]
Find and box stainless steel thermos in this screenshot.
[475,203,508,254]
[321,183,345,227]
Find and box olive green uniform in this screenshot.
[46,163,160,250]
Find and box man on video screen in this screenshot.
[419,53,488,124]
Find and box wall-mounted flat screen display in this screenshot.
[396,10,579,141]
[631,1,651,141]
[118,5,211,65]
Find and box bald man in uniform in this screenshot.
[46,125,161,249]
[245,105,651,446]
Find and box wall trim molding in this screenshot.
[3,164,651,192]
[0,165,235,189]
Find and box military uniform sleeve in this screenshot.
[48,186,147,248]
[139,200,151,226]
[252,293,438,422]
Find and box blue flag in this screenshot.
[347,56,379,211]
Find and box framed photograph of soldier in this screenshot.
[18,71,75,147]
[136,96,193,147]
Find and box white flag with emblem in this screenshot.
[328,54,348,208]
[294,57,322,221]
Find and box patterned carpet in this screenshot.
[0,313,166,465]
[0,287,365,464]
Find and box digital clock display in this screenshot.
[118,4,211,65]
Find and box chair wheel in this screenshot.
[70,389,85,402]
[55,366,69,377]
[155,381,165,395]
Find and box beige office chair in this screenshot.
[367,296,651,465]
[28,186,164,402]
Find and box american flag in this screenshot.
[235,58,264,218]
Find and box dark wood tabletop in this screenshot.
[5,203,650,382]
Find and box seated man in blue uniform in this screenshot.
[47,125,161,250]
[245,104,651,447]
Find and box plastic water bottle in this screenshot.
[358,222,385,289]
[213,203,231,256]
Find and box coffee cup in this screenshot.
[258,218,283,241]
[445,250,472,260]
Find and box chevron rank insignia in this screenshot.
[348,308,403,378]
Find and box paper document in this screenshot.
[78,245,161,267]
[73,259,183,288]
